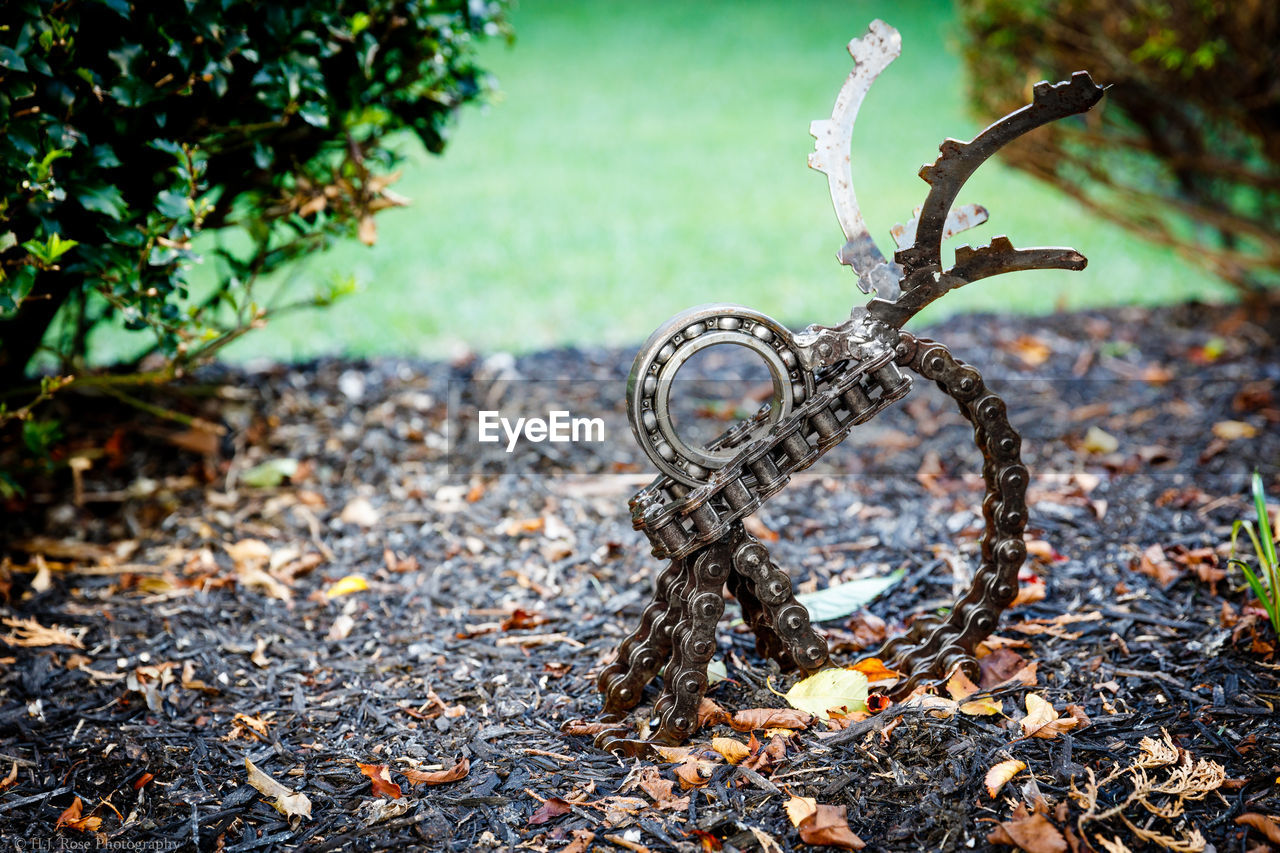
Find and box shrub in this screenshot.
[958,0,1279,296]
[0,0,510,416]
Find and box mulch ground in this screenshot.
[1,300,1278,852]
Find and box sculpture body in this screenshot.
[598,20,1104,748]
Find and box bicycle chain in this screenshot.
[595,329,1027,748]
[592,22,1097,749]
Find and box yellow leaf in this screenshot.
[959,696,1004,716]
[1020,693,1083,739]
[1082,426,1118,455]
[785,795,817,828]
[710,737,750,765]
[325,575,369,598]
[784,668,868,720]
[653,745,693,763]
[1212,420,1257,440]
[984,759,1027,798]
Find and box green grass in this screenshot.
[99,0,1234,363]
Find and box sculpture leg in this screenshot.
[651,539,731,743]
[727,563,787,664]
[729,526,829,675]
[874,334,1029,697]
[597,555,687,718]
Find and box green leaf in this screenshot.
[241,458,299,489]
[78,184,128,218]
[795,570,904,624]
[1250,472,1276,568]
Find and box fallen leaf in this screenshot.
[325,575,369,598]
[0,761,16,793]
[1010,581,1046,608]
[527,796,572,826]
[849,657,900,682]
[743,515,778,542]
[784,669,868,719]
[1134,544,1182,587]
[402,757,469,787]
[697,696,730,727]
[560,720,616,736]
[340,497,380,527]
[357,763,403,799]
[245,758,312,822]
[1235,813,1280,844]
[730,707,814,732]
[979,647,1029,687]
[1020,694,1082,740]
[710,737,751,765]
[1,616,85,649]
[797,804,865,850]
[985,759,1027,798]
[1004,334,1052,367]
[674,759,717,789]
[785,795,818,827]
[563,829,596,853]
[55,797,102,833]
[1212,420,1257,441]
[1082,426,1118,455]
[241,458,299,489]
[796,572,903,623]
[987,806,1066,853]
[653,745,694,763]
[624,766,688,810]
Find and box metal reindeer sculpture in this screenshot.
[596,21,1103,748]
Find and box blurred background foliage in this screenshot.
[0,0,509,415]
[961,0,1279,295]
[6,0,1274,400]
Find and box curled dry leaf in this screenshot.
[560,720,616,736]
[674,759,717,790]
[245,758,312,822]
[797,804,865,850]
[55,797,102,833]
[1020,694,1084,740]
[0,761,17,793]
[710,737,751,765]
[730,707,813,732]
[1235,813,1280,844]
[357,763,403,799]
[402,756,469,787]
[2,616,85,649]
[985,759,1027,798]
[697,696,730,727]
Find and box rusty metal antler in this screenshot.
[596,20,1104,751]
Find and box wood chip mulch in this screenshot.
[1,300,1278,852]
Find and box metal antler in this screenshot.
[597,20,1104,750]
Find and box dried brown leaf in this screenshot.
[357,763,403,799]
[1235,813,1280,844]
[729,707,813,732]
[402,757,469,787]
[55,797,102,833]
[245,758,312,822]
[987,810,1066,853]
[797,804,865,850]
[710,737,751,765]
[985,759,1027,798]
[527,796,572,826]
